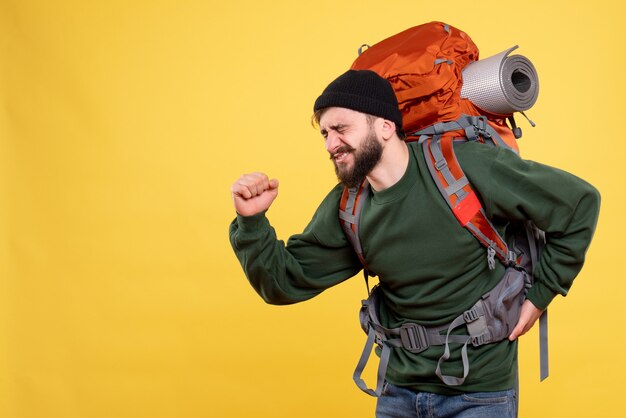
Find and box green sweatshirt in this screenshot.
[229,141,600,394]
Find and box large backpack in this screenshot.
[338,21,547,397]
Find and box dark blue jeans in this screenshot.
[375,383,517,418]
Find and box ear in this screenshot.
[380,119,396,141]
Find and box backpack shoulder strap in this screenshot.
[339,180,375,278]
[421,134,513,268]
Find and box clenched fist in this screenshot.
[231,172,279,217]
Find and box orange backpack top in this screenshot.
[351,21,522,151]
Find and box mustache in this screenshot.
[329,145,356,159]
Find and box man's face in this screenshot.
[319,107,383,188]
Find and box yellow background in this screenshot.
[1,0,623,417]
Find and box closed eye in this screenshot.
[321,123,348,139]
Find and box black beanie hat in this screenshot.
[313,69,403,128]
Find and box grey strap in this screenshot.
[435,315,472,386]
[412,120,462,137]
[444,176,469,197]
[423,140,454,212]
[428,135,470,199]
[465,217,509,264]
[539,310,549,381]
[455,116,480,141]
[412,114,518,155]
[524,223,549,381]
[515,363,520,418]
[416,134,431,144]
[428,137,468,201]
[423,138,473,233]
[429,136,455,184]
[338,210,357,224]
[353,326,389,397]
[339,183,370,261]
[354,289,398,397]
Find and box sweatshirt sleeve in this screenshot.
[228,184,362,305]
[456,142,601,310]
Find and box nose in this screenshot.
[325,132,342,153]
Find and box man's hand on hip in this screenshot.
[231,172,279,217]
[508,299,544,341]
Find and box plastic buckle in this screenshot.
[476,116,487,132]
[471,334,488,347]
[474,116,491,140]
[435,157,447,171]
[399,323,430,354]
[463,308,480,323]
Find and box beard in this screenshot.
[332,127,383,188]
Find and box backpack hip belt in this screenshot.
[353,266,530,396]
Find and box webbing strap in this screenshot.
[423,139,468,212]
[338,210,357,224]
[525,224,549,381]
[444,176,469,196]
[339,180,372,274]
[413,120,463,137]
[412,115,517,154]
[465,216,510,264]
[539,310,549,381]
[515,363,520,418]
[429,136,465,199]
[353,327,391,397]
[435,315,472,386]
[353,288,402,396]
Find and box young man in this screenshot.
[229,70,600,417]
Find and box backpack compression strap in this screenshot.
[414,115,515,151]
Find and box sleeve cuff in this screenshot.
[236,211,269,233]
[525,281,559,311]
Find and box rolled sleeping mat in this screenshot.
[460,46,539,115]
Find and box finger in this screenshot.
[236,175,263,197]
[251,172,271,194]
[243,172,270,197]
[231,173,275,201]
[508,319,527,341]
[231,182,252,199]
